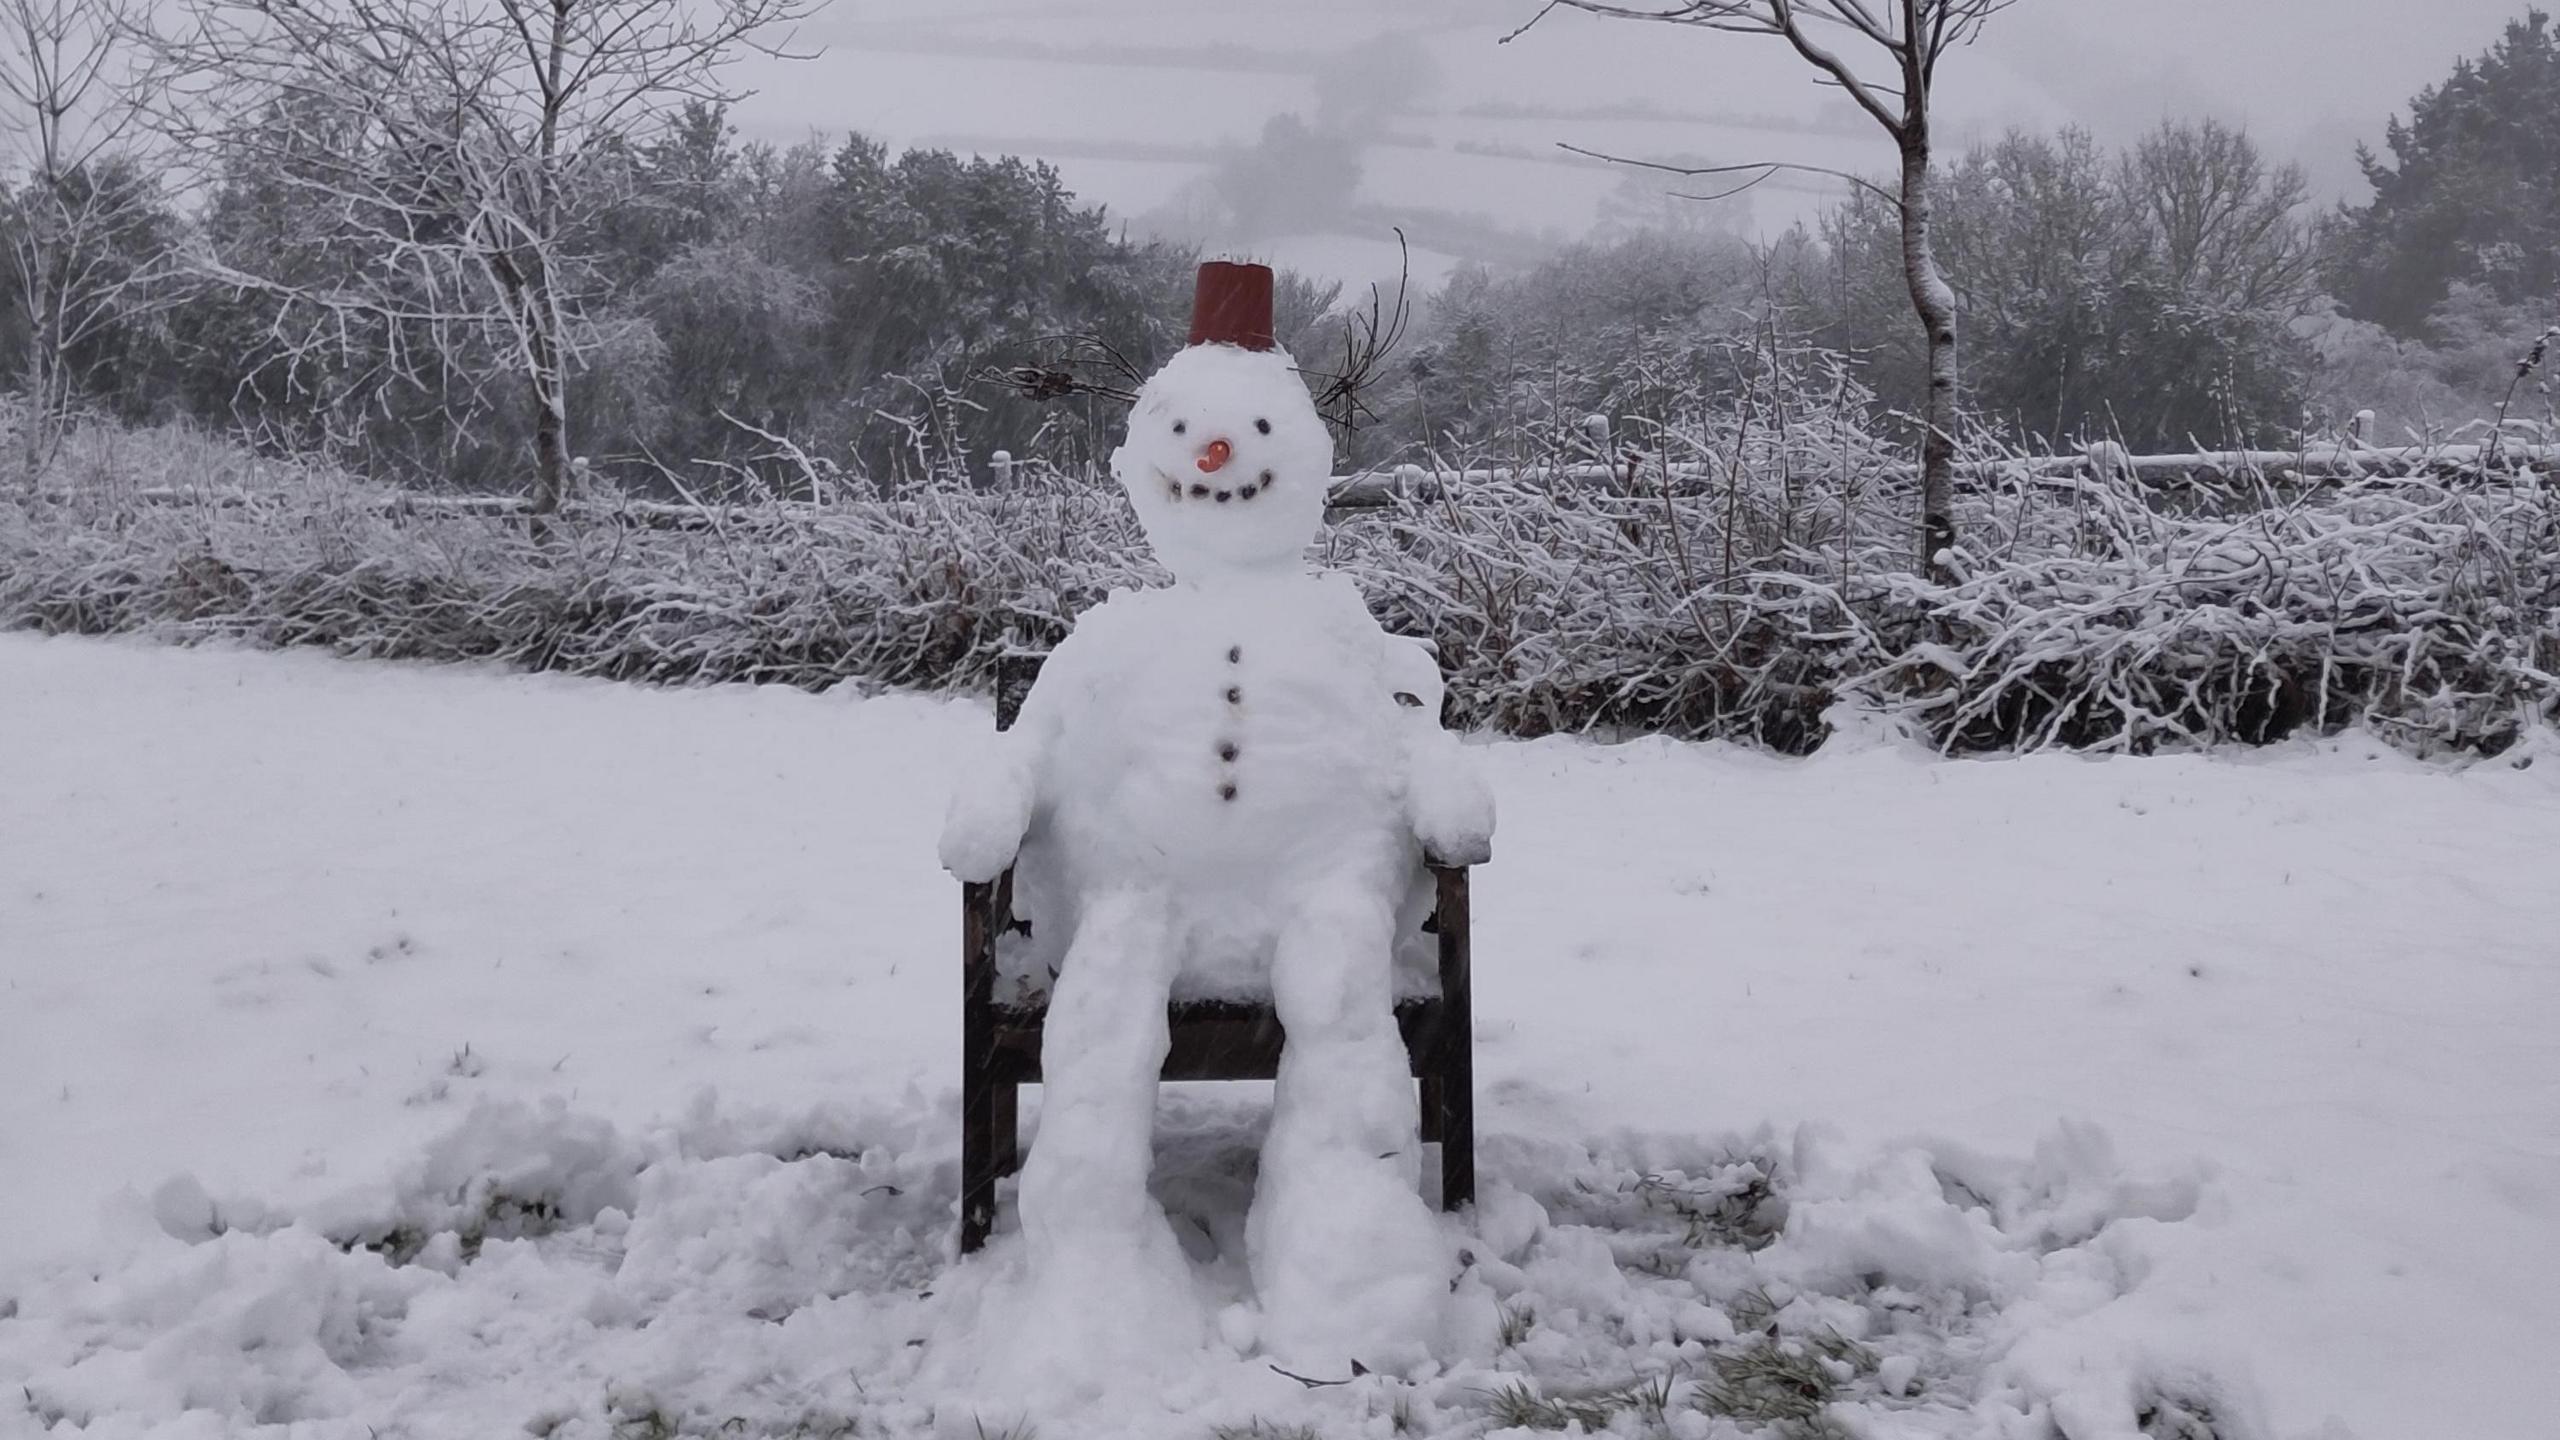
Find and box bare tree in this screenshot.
[2120,118,2318,319]
[1510,0,2019,577]
[148,0,810,513]
[0,0,165,468]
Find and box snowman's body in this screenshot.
[939,314,1492,1387]
[1011,572,1433,998]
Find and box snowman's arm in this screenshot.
[936,656,1068,883]
[1385,635,1495,867]
[938,725,1041,883]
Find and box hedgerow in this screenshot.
[5,396,2554,757]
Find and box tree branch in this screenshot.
[1558,140,1905,211]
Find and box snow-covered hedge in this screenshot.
[1355,459,2560,756]
[5,411,2555,756]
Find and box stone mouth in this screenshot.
[1154,466,1266,505]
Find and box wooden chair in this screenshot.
[958,651,1478,1253]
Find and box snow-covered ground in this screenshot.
[2,635,2555,1439]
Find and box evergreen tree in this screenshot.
[2336,9,2560,334]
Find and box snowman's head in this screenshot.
[1111,340,1333,582]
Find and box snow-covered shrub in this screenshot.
[1863,471,2560,754]
[1333,334,2558,754]
[4,399,2555,757]
[0,416,1151,693]
[1350,457,2556,755]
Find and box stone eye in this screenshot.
[1254,418,1271,435]
[1172,420,1187,436]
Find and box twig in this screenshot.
[1268,1362,1361,1389]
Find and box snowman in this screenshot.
[939,260,1494,1382]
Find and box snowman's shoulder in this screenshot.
[1311,574,1435,674]
[1023,591,1139,699]
[1082,582,1173,618]
[1055,584,1176,650]
[1290,574,1446,707]
[1304,570,1392,631]
[1380,631,1447,706]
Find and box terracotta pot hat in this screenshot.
[1187,260,1275,351]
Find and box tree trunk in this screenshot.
[19,303,51,474]
[1897,130,1960,579]
[526,298,567,517]
[18,241,66,477]
[531,366,567,515]
[528,0,570,521]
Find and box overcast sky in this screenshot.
[1983,0,2524,185]
[743,0,2525,163]
[725,0,2533,282]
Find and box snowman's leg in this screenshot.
[1249,869,1450,1369]
[1007,886,1204,1379]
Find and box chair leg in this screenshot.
[993,1080,1021,1177]
[961,1060,997,1253]
[1437,1056,1474,1211]
[1433,865,1476,1212]
[960,873,1006,1254]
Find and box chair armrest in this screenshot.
[1426,860,1471,989]
[961,869,1017,978]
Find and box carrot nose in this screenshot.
[1196,438,1233,473]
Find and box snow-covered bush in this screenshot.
[1871,471,2559,754]
[4,397,2555,757]
[0,413,1149,693]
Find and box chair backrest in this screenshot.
[993,652,1045,733]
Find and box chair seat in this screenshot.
[960,863,1476,1252]
[983,886,1449,1011]
[979,995,1456,1084]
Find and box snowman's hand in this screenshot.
[939,733,1038,883]
[1405,727,1494,868]
[1380,633,1490,864]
